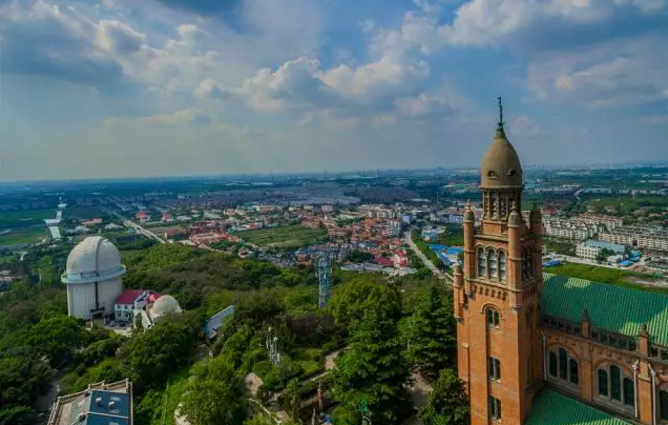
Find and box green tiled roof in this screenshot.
[541,273,668,346]
[527,390,633,425]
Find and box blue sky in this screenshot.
[0,0,666,181]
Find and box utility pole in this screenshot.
[266,326,281,365]
[316,254,332,308]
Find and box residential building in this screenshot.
[584,239,627,254]
[599,226,668,253]
[453,111,668,425]
[576,243,601,261]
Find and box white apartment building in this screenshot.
[599,227,668,252]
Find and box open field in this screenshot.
[549,262,668,295]
[0,226,45,246]
[235,225,326,248]
[0,209,54,229]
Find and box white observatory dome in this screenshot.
[62,236,126,284]
[150,295,182,317]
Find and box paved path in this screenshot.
[103,208,166,244]
[404,230,452,284]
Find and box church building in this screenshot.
[453,101,668,425]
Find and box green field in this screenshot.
[549,262,668,295]
[235,225,327,248]
[0,227,45,246]
[0,209,54,229]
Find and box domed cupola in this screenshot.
[480,98,524,221]
[481,98,523,189]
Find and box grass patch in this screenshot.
[549,262,668,295]
[0,209,54,228]
[0,227,44,246]
[235,225,326,249]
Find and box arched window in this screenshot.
[489,250,498,278]
[486,308,500,328]
[597,365,634,410]
[559,349,568,380]
[499,251,507,280]
[548,347,579,386]
[610,365,621,401]
[598,369,609,396]
[478,248,487,278]
[660,389,668,420]
[570,359,579,385]
[549,352,557,377]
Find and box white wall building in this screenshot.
[576,243,602,261]
[61,237,126,320]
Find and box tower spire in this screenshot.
[497,96,504,131]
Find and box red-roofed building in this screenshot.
[393,250,409,268]
[114,289,156,323]
[375,256,395,268]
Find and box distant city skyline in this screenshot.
[0,0,667,181]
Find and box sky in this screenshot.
[0,0,666,181]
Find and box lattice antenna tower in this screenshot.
[316,254,332,308]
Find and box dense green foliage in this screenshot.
[418,369,470,425]
[327,276,402,334]
[400,285,457,380]
[332,305,412,425]
[181,356,246,425]
[344,250,374,263]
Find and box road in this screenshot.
[103,208,166,244]
[404,229,452,283]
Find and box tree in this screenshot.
[122,312,200,389]
[181,356,245,425]
[328,279,401,334]
[332,309,412,425]
[24,314,88,368]
[344,251,374,264]
[400,285,457,380]
[418,369,469,425]
[0,355,53,407]
[0,406,38,425]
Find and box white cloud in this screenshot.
[96,20,146,54]
[321,57,429,97]
[528,34,668,107]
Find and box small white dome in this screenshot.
[151,295,182,317]
[62,237,126,284]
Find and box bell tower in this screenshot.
[453,99,544,425]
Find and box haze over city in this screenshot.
[1,0,667,181]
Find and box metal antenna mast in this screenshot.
[316,254,332,308]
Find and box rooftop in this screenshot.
[48,379,133,425]
[115,289,146,305]
[542,273,668,346]
[527,390,632,425]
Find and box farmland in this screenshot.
[235,225,327,249]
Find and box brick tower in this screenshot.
[453,99,544,425]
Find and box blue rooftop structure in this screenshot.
[619,260,633,267]
[204,305,235,339]
[48,380,133,425]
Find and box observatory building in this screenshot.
[61,236,126,320]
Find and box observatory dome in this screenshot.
[150,295,182,317]
[62,236,126,284]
